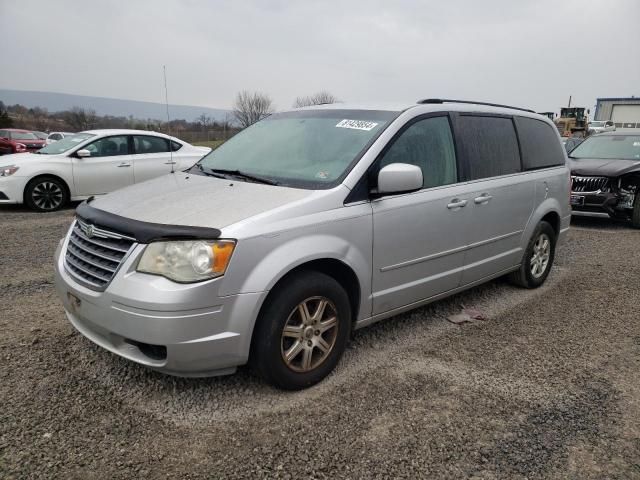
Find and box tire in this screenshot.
[632,191,640,229]
[25,176,69,212]
[509,221,556,289]
[251,270,351,390]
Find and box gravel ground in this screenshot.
[1,205,639,479]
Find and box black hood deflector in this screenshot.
[76,200,221,243]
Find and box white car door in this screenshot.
[72,135,134,196]
[132,135,174,183]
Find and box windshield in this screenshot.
[37,133,95,155]
[196,109,398,188]
[589,121,604,127]
[570,135,640,160]
[12,131,38,140]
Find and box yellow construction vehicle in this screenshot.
[554,107,590,137]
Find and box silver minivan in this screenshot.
[54,99,571,389]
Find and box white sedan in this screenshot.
[0,129,211,211]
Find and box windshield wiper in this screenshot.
[206,168,279,185]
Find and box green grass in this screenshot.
[193,140,225,150]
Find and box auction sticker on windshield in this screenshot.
[336,119,379,131]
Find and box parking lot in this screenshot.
[1,205,639,479]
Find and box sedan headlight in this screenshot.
[0,165,19,177]
[137,240,236,282]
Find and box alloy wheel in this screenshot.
[530,233,551,278]
[280,296,339,373]
[31,181,63,210]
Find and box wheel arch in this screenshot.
[23,173,71,205]
[22,172,71,207]
[540,210,560,236]
[256,257,362,328]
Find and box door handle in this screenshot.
[164,161,177,165]
[447,198,468,209]
[474,193,493,204]
[117,162,131,167]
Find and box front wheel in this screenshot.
[509,221,556,288]
[631,191,640,229]
[24,176,69,212]
[251,271,351,390]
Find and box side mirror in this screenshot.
[377,163,423,195]
[76,149,91,158]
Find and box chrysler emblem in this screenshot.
[82,223,95,238]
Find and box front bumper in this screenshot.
[0,176,27,204]
[54,235,267,377]
[570,191,631,218]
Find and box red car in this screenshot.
[0,128,47,154]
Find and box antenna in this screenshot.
[163,65,174,173]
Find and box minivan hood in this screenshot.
[89,172,312,229]
[569,157,640,177]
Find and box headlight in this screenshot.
[0,165,19,177]
[137,240,236,282]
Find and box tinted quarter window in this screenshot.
[85,136,130,157]
[171,140,183,151]
[456,115,521,180]
[379,116,457,189]
[515,116,565,169]
[134,136,170,154]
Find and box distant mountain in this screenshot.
[0,89,231,122]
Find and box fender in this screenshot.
[219,228,373,321]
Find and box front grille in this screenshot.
[64,219,135,290]
[571,176,610,193]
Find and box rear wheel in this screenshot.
[509,221,556,288]
[251,271,351,390]
[25,176,69,212]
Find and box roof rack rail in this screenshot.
[417,98,535,113]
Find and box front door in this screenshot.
[72,135,134,196]
[371,115,470,315]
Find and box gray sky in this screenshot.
[2,0,639,112]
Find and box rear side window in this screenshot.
[378,116,457,189]
[515,116,565,169]
[133,135,170,154]
[456,115,521,180]
[171,140,183,151]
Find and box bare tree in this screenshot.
[65,107,97,131]
[197,113,213,131]
[293,91,339,108]
[233,91,274,128]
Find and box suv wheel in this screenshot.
[251,271,351,390]
[25,176,68,212]
[509,221,556,288]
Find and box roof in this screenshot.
[2,128,33,132]
[82,129,167,135]
[81,129,182,142]
[284,101,544,120]
[596,97,640,102]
